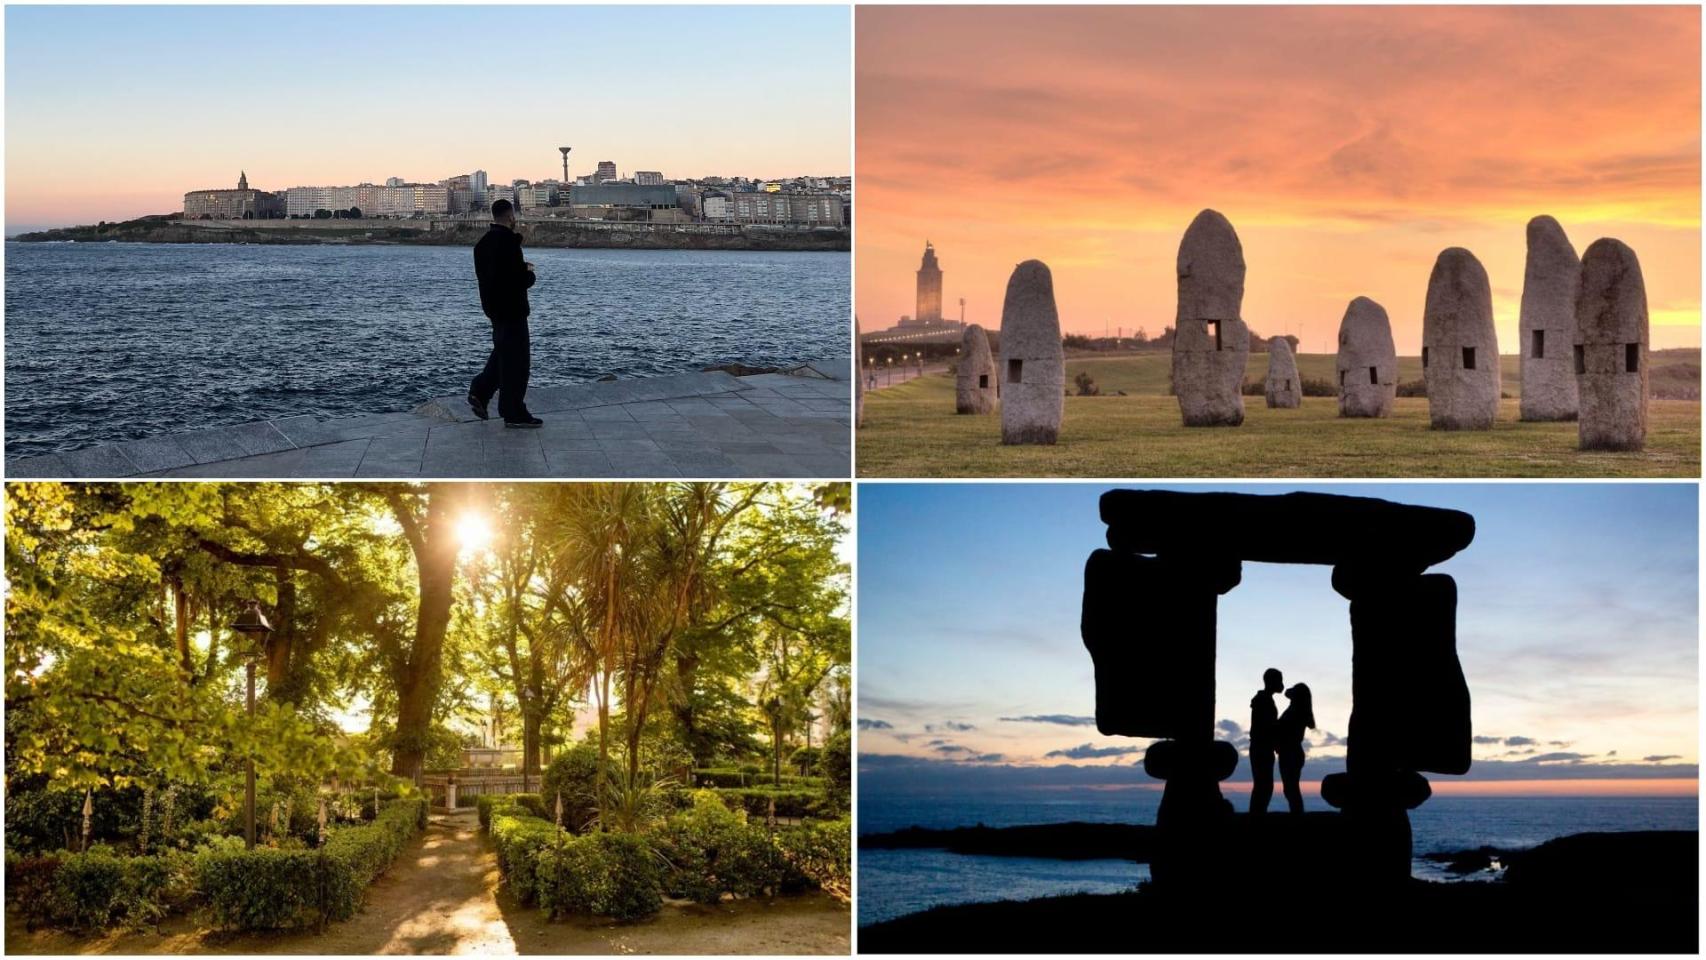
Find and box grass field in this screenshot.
[856,353,1700,478]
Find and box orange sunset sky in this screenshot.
[856,5,1703,352]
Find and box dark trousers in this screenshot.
[1248,745,1275,813]
[1279,749,1305,814]
[471,317,531,421]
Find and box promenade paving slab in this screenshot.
[7,365,850,480]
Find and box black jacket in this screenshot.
[474,223,535,322]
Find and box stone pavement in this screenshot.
[6,360,851,479]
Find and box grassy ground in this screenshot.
[857,354,1700,478]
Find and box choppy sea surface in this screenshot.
[857,787,1698,927]
[3,242,849,456]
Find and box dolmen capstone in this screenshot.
[956,323,998,414]
[1422,248,1500,430]
[1335,297,1397,418]
[1575,238,1648,451]
[1082,490,1474,894]
[999,260,1064,444]
[1264,337,1300,408]
[854,316,864,428]
[1519,216,1581,422]
[1172,210,1250,426]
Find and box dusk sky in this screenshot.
[856,6,1702,351]
[858,483,1698,796]
[4,5,850,231]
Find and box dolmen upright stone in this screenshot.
[999,260,1064,444]
[1519,216,1581,422]
[1422,248,1500,430]
[1264,337,1300,408]
[1172,210,1250,426]
[1575,238,1649,451]
[1336,297,1397,418]
[956,323,998,414]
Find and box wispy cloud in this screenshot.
[1000,715,1098,726]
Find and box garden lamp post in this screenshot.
[230,601,274,850]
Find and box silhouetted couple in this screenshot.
[1249,668,1315,815]
[468,199,542,428]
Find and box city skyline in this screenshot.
[856,6,1702,351]
[858,483,1698,797]
[4,5,851,231]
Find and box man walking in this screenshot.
[1248,667,1283,814]
[469,199,541,427]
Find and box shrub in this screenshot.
[1396,379,1428,397]
[196,797,425,931]
[535,832,662,921]
[819,733,851,813]
[490,812,562,905]
[196,848,326,931]
[541,744,618,834]
[776,818,850,898]
[692,768,823,789]
[715,787,822,820]
[647,792,793,901]
[5,847,193,932]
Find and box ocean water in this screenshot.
[857,786,1698,926]
[3,242,849,456]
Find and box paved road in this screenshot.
[7,362,851,480]
[862,362,949,392]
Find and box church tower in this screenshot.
[238,171,249,191]
[915,241,943,325]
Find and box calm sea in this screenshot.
[3,242,849,457]
[857,786,1699,926]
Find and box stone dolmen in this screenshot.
[956,323,998,415]
[1575,238,1649,451]
[1264,337,1300,408]
[1519,216,1581,422]
[1335,297,1397,418]
[1172,210,1250,426]
[1082,489,1473,894]
[1422,248,1500,430]
[998,260,1064,444]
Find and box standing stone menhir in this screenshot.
[999,260,1064,444]
[1519,215,1580,422]
[1336,296,1397,418]
[1264,337,1300,409]
[1422,248,1500,430]
[1172,209,1250,427]
[956,323,998,414]
[1574,238,1648,451]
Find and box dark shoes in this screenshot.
[467,392,490,421]
[504,416,543,429]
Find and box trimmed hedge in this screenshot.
[714,787,823,820]
[4,847,193,932]
[490,811,561,905]
[488,797,850,921]
[535,832,662,921]
[477,793,546,831]
[490,810,667,921]
[198,797,426,932]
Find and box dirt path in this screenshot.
[6,810,849,955]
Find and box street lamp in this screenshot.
[886,356,893,386]
[230,601,274,850]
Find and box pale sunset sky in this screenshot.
[858,484,1699,797]
[856,6,1702,352]
[4,5,851,232]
